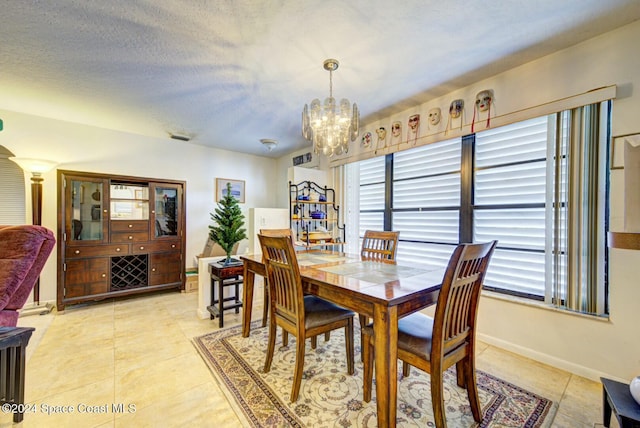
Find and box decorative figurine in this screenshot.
[407,114,420,145]
[446,99,464,134]
[428,107,442,129]
[472,89,494,132]
[375,127,387,149]
[390,121,402,146]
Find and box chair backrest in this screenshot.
[259,228,293,239]
[0,225,56,326]
[258,234,304,327]
[361,230,400,261]
[432,240,497,358]
[259,228,294,261]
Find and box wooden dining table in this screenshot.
[240,250,444,428]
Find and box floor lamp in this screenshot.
[10,157,58,315]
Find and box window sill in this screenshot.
[481,290,610,322]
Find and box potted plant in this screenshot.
[209,182,247,266]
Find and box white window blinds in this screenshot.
[392,138,461,267]
[358,156,385,237]
[475,116,549,297]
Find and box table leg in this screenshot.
[13,345,27,423]
[209,276,216,320]
[235,279,240,314]
[373,304,398,428]
[603,386,611,427]
[242,265,255,337]
[218,278,224,329]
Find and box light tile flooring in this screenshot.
[0,290,616,427]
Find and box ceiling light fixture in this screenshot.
[302,59,359,157]
[260,138,277,152]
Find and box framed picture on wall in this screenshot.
[215,178,245,203]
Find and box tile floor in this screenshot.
[0,290,616,427]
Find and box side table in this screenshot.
[602,377,640,428]
[0,327,35,423]
[207,261,244,328]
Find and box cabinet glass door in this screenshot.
[151,184,181,238]
[69,178,106,242]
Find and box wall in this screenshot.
[0,109,280,305]
[475,20,640,383]
[350,20,640,382]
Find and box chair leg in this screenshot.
[311,335,317,349]
[282,330,288,347]
[264,320,277,373]
[291,335,306,402]
[430,369,447,428]
[464,356,482,422]
[362,334,373,402]
[324,332,330,341]
[261,283,268,327]
[402,361,411,378]
[456,360,466,388]
[345,318,354,375]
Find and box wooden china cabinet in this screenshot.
[56,170,186,310]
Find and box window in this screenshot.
[356,156,385,249]
[392,138,461,269]
[0,153,25,224]
[474,116,548,298]
[348,103,609,316]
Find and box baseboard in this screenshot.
[196,307,209,320]
[19,301,55,317]
[476,333,626,383]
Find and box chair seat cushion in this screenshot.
[304,296,355,330]
[362,312,434,361]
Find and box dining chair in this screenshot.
[362,240,497,427]
[259,228,294,328]
[357,230,400,353]
[360,230,400,261]
[258,234,355,403]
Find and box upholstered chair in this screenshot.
[0,225,56,326]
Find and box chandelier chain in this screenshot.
[329,68,333,99]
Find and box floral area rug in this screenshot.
[193,322,557,427]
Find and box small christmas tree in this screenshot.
[209,182,247,265]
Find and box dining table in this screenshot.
[240,249,444,428]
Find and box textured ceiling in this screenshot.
[1,1,639,157]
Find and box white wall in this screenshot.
[350,20,640,382]
[0,109,280,304]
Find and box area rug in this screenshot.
[193,322,557,427]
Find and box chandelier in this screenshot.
[302,59,359,157]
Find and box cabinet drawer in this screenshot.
[65,258,109,298]
[149,252,182,285]
[111,231,149,243]
[132,240,181,254]
[111,220,148,232]
[66,244,129,258]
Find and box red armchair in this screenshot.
[0,225,56,326]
